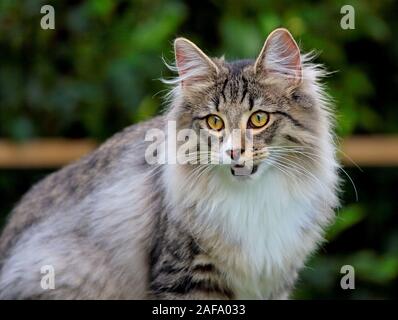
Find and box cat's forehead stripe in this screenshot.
[219,75,252,108]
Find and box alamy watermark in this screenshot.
[40,265,55,290]
[340,265,355,290]
[143,121,259,175]
[340,5,355,30]
[40,5,55,30]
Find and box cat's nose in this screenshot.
[226,148,244,160]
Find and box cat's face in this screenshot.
[169,29,327,180]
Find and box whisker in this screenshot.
[270,148,358,201]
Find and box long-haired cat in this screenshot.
[0,28,339,299]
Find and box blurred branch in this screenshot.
[0,139,97,168]
[340,135,398,167]
[0,135,398,168]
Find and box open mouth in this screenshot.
[230,164,258,176]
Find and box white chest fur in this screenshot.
[165,165,328,299]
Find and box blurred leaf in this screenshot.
[327,204,365,241]
[220,17,262,57]
[132,95,159,123]
[349,251,398,284]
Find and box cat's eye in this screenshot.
[206,115,224,131]
[248,111,269,129]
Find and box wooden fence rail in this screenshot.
[0,136,398,168]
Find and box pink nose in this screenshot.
[226,149,243,160]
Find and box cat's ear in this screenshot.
[174,38,218,87]
[254,28,302,84]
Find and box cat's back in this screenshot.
[0,116,165,298]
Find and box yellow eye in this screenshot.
[249,111,269,128]
[206,115,224,131]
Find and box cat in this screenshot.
[0,28,339,299]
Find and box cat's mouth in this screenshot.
[230,164,258,176]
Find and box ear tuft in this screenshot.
[174,38,218,86]
[254,28,302,84]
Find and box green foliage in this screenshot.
[0,0,397,299]
[1,0,397,139]
[0,0,186,139]
[327,204,365,241]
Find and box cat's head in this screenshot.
[165,28,334,181]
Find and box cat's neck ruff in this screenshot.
[163,163,329,278]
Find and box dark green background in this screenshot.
[0,0,397,299]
